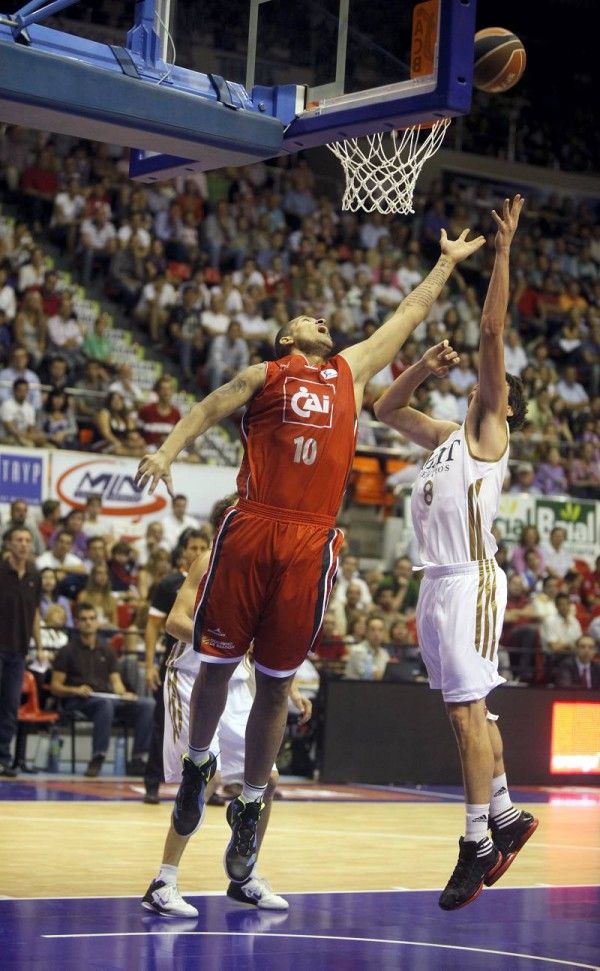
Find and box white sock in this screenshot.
[187,744,210,767]
[490,773,520,828]
[241,780,267,803]
[465,803,492,855]
[157,864,178,886]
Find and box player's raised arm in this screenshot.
[165,550,211,643]
[465,195,525,462]
[468,195,524,452]
[135,362,267,495]
[341,228,485,385]
[374,340,461,451]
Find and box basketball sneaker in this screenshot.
[438,837,503,911]
[141,879,198,918]
[224,797,263,883]
[486,811,539,885]
[226,875,289,910]
[172,752,217,837]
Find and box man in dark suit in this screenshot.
[555,635,600,690]
[0,527,42,776]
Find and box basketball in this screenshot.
[473,28,526,94]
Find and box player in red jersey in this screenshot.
[135,226,485,884]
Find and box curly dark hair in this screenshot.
[506,373,527,431]
[209,494,238,531]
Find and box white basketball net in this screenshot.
[328,118,451,215]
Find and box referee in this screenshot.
[143,529,208,803]
[0,527,43,777]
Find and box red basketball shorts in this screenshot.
[192,502,344,676]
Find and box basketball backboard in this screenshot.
[0,0,476,181]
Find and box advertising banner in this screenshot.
[49,450,238,532]
[0,447,47,505]
[495,493,599,564]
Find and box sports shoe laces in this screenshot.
[156,883,184,907]
[179,761,205,809]
[448,846,477,885]
[234,803,262,854]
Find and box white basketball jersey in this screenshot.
[410,423,509,568]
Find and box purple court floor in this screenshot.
[0,886,598,970]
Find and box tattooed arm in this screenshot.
[135,363,266,494]
[341,229,485,386]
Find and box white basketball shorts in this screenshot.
[416,558,507,703]
[163,663,259,785]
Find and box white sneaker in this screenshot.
[226,875,289,910]
[141,879,199,918]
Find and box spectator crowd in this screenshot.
[0,126,598,494]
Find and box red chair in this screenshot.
[18,671,59,726]
[14,671,59,769]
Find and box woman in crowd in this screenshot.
[39,388,78,449]
[533,444,569,496]
[569,440,600,498]
[94,390,131,454]
[136,547,172,603]
[343,612,368,646]
[39,567,73,628]
[13,289,46,364]
[511,526,547,576]
[77,562,118,629]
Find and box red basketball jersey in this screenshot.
[236,353,357,520]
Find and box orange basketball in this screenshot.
[473,27,526,94]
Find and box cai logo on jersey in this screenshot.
[283,377,335,428]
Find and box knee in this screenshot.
[199,662,234,689]
[257,676,292,710]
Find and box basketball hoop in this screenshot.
[327,118,451,215]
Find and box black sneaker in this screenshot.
[143,789,160,805]
[487,811,539,885]
[225,797,264,883]
[84,755,104,778]
[172,753,217,837]
[439,837,503,911]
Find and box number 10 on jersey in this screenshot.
[293,436,318,466]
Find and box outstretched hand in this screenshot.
[492,194,524,251]
[440,227,486,264]
[289,684,313,725]
[135,451,175,497]
[421,339,460,377]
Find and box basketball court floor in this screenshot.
[0,777,598,969]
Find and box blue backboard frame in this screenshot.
[0,0,476,181]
